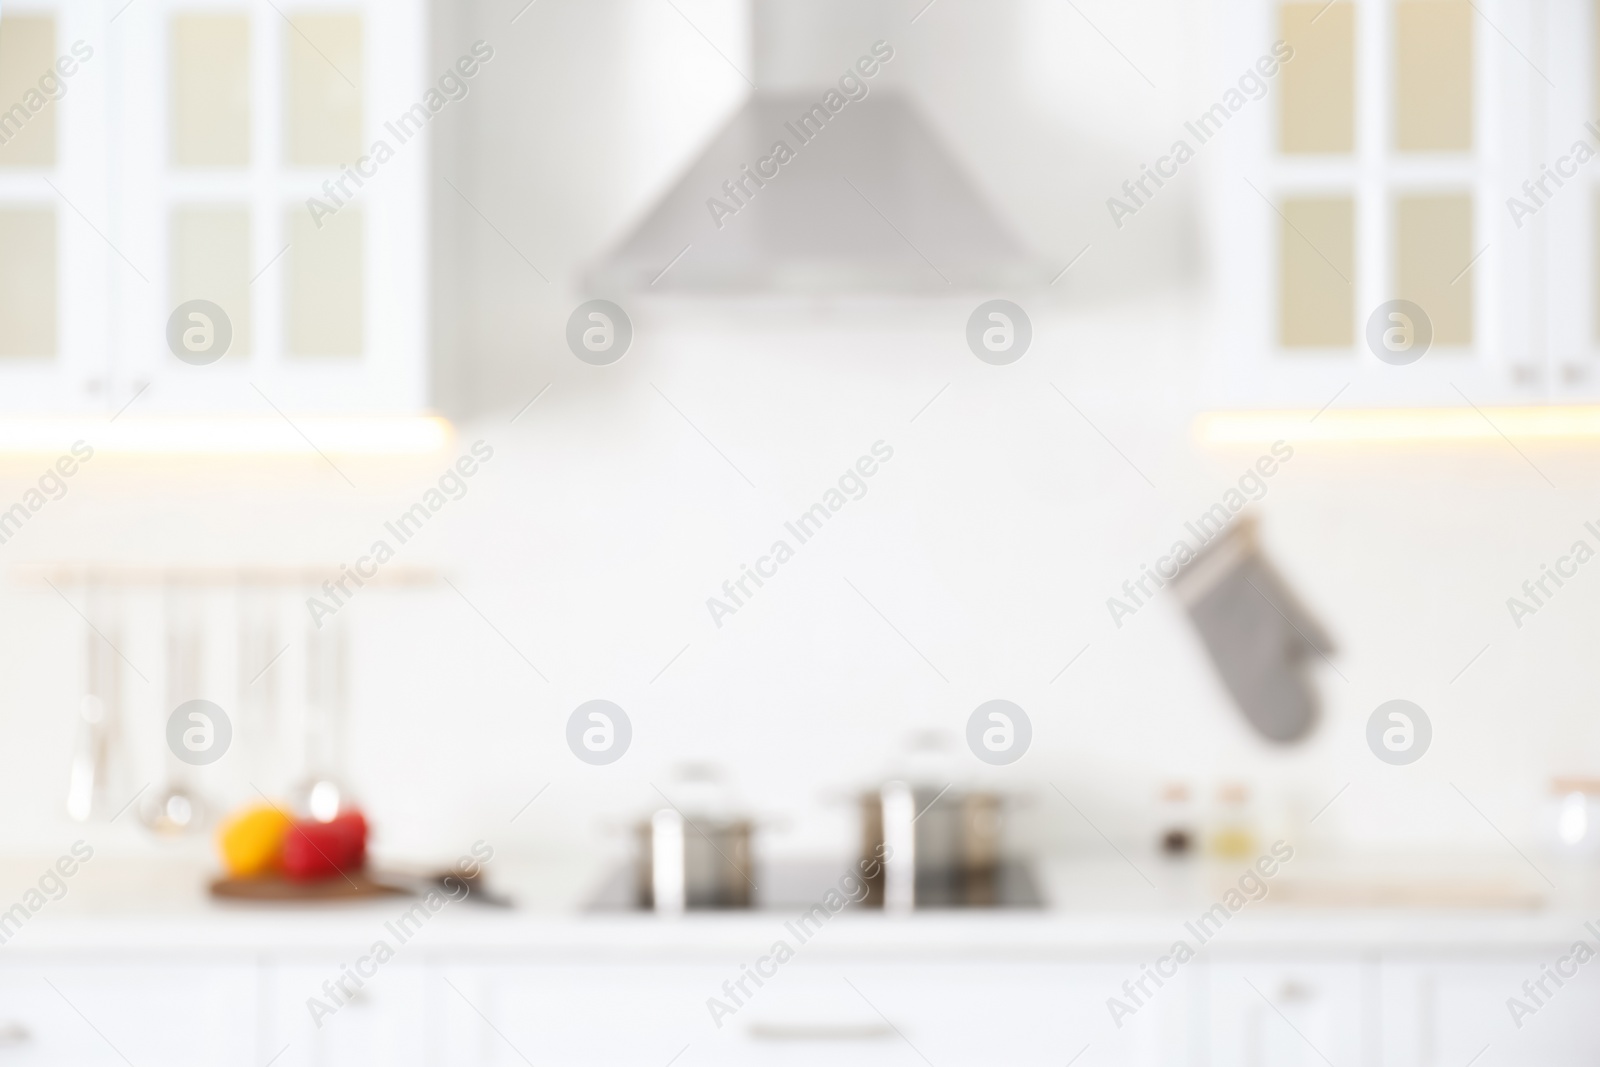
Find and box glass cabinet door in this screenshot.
[0,0,427,416]
[0,4,112,412]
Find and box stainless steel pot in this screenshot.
[635,810,753,912]
[859,784,1004,910]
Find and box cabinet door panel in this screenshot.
[0,961,257,1067]
[434,957,1196,1067]
[263,960,429,1067]
[749,961,1195,1067]
[433,961,719,1067]
[1382,954,1600,1066]
[1208,959,1367,1067]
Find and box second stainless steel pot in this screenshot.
[859,783,1003,910]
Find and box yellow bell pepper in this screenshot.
[217,805,293,877]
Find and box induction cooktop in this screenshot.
[588,860,1043,912]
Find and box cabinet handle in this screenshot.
[747,1022,894,1042]
[0,1021,31,1046]
[1277,980,1313,1002]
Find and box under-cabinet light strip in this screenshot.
[1196,407,1600,445]
[0,416,452,455]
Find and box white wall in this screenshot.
[3,295,1596,871]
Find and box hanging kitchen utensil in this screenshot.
[142,584,207,835]
[66,578,121,821]
[1171,516,1332,744]
[293,615,350,822]
[236,584,284,789]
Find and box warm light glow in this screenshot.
[0,416,452,455]
[1195,406,1600,445]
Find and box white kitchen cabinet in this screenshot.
[0,961,257,1067]
[0,966,127,1065]
[10,919,1600,1066]
[106,0,429,416]
[0,1,114,414]
[432,961,723,1067]
[1531,0,1600,401]
[0,0,428,417]
[1206,958,1371,1067]
[716,960,1159,1067]
[1380,954,1600,1067]
[262,959,430,1067]
[433,956,1197,1067]
[1206,0,1588,408]
[745,961,1196,1067]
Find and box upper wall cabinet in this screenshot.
[1209,0,1596,407]
[0,0,427,415]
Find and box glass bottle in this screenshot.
[1209,782,1258,860]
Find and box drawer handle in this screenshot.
[0,1022,31,1046]
[748,1022,894,1042]
[1277,980,1313,1003]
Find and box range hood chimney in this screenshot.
[589,0,1036,294]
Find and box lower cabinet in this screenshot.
[431,959,1196,1067]
[0,961,257,1066]
[261,960,431,1067]
[3,947,1599,1065]
[430,961,722,1066]
[1206,958,1371,1067]
[1380,955,1600,1067]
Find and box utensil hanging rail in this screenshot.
[12,565,442,588]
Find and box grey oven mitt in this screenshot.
[1171,517,1333,743]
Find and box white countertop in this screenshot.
[3,851,1598,958]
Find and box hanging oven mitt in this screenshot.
[1171,517,1333,743]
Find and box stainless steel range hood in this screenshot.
[589,2,1036,294]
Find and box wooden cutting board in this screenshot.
[1269,879,1545,909]
[209,871,407,901]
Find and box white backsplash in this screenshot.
[0,300,1593,872]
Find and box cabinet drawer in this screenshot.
[435,957,1194,1067]
[434,961,721,1067]
[263,960,429,1067]
[1207,959,1368,1067]
[0,961,256,1067]
[730,961,1193,1067]
[1382,955,1600,1066]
